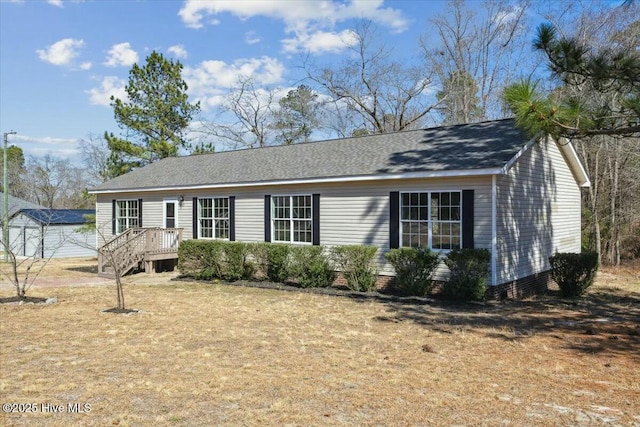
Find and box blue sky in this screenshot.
[1,0,619,164]
[0,0,453,162]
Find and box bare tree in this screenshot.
[424,0,532,123]
[24,155,93,209]
[74,219,132,312]
[201,77,278,149]
[0,211,69,299]
[79,133,111,184]
[306,20,442,136]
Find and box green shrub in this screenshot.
[385,247,440,296]
[178,240,224,279]
[332,245,379,292]
[263,243,292,283]
[223,242,255,281]
[442,248,491,301]
[290,246,336,288]
[549,252,599,297]
[248,242,268,279]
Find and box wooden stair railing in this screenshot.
[98,228,148,278]
[98,228,183,278]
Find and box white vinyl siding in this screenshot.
[495,136,582,284]
[96,177,493,277]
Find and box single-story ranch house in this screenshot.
[90,119,589,298]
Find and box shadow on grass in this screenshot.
[174,274,640,359]
[367,286,640,359]
[65,265,98,274]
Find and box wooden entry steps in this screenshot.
[98,227,183,279]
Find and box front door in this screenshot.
[162,199,180,249]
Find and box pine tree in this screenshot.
[105,51,200,177]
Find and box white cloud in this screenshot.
[168,44,188,59]
[47,0,63,7]
[178,0,408,54]
[184,56,285,110]
[282,29,358,54]
[104,42,138,67]
[36,38,84,66]
[79,61,92,70]
[86,76,127,106]
[245,31,261,45]
[13,134,81,159]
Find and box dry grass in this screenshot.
[0,259,639,426]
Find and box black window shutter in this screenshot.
[264,195,271,242]
[192,197,198,239]
[229,196,236,242]
[312,194,320,245]
[111,199,116,235]
[138,199,143,227]
[462,190,474,249]
[389,192,400,249]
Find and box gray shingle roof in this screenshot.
[0,192,45,217]
[92,119,529,192]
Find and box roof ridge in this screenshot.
[178,118,517,160]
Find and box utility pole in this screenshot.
[3,130,17,262]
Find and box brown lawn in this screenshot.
[0,258,639,426]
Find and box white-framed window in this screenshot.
[199,197,229,239]
[272,195,312,243]
[116,200,139,234]
[401,191,461,250]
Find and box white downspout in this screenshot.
[491,174,497,286]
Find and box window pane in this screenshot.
[215,219,229,239]
[402,193,409,205]
[451,206,460,220]
[274,220,290,242]
[443,206,452,220]
[452,192,460,205]
[419,207,428,221]
[432,234,442,249]
[410,206,418,220]
[431,205,439,220]
[410,193,418,205]
[401,206,409,220]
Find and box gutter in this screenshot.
[89,167,507,195]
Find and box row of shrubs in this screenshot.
[178,241,380,291]
[178,240,494,300]
[385,247,491,300]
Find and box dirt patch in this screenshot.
[0,257,113,291]
[101,307,139,315]
[0,261,638,426]
[0,296,48,304]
